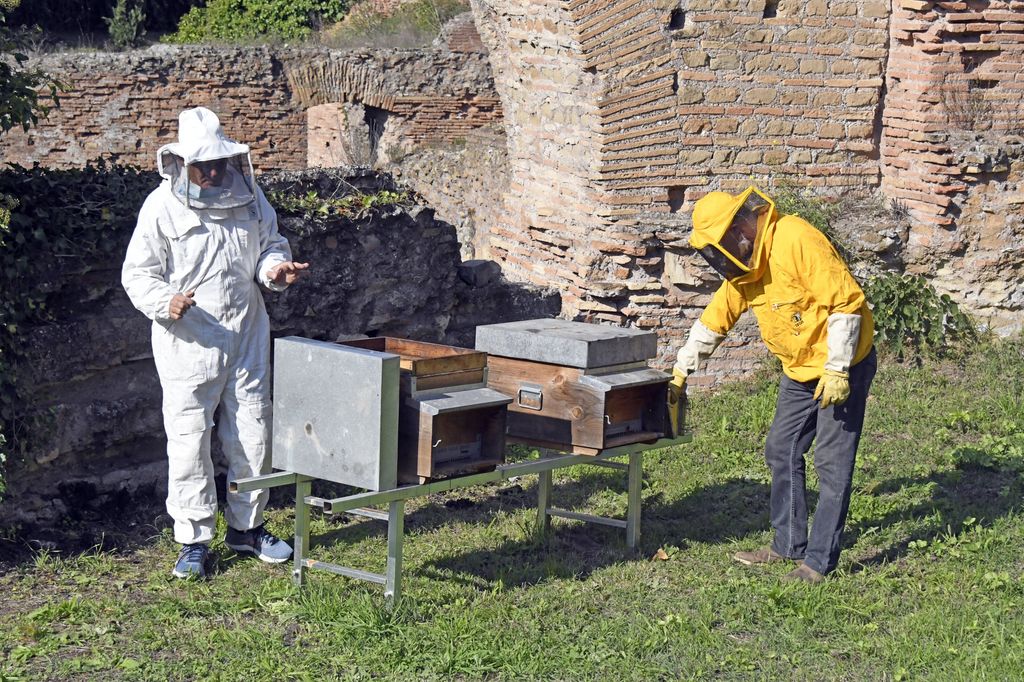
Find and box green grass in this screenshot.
[1,340,1023,680]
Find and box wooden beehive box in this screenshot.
[476,320,674,455]
[339,337,511,483]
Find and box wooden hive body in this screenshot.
[340,337,511,483]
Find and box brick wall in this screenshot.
[0,46,308,171]
[470,0,895,379]
[0,46,501,172]
[882,1,1024,268]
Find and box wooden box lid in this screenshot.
[339,337,485,377]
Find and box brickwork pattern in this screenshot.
[1,47,308,171]
[1,46,502,172]
[882,1,1024,235]
[471,0,895,378]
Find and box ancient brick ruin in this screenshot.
[1,1,1022,525]
[2,1,1023,366]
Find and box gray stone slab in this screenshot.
[273,336,399,491]
[474,319,657,368]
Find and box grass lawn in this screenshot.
[1,339,1022,681]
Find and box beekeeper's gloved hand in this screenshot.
[814,370,850,408]
[673,320,726,383]
[668,367,687,405]
[815,313,862,408]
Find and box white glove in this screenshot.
[674,320,726,378]
[824,313,862,374]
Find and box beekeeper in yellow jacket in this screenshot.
[671,186,876,583]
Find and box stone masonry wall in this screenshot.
[0,46,308,171]
[470,0,892,382]
[0,45,501,173]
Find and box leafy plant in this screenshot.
[165,0,351,44]
[865,272,976,360]
[950,422,1024,473]
[0,7,62,135]
[268,187,409,227]
[104,0,147,49]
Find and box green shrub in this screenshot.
[0,12,62,134]
[105,0,147,49]
[865,272,977,359]
[166,0,351,44]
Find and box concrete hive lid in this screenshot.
[474,318,657,369]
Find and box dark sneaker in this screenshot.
[782,562,825,584]
[732,546,790,566]
[225,524,293,564]
[173,543,210,579]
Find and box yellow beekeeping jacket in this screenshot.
[699,211,874,383]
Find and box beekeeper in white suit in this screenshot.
[122,107,308,579]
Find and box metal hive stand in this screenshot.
[231,435,690,602]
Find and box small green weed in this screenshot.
[268,188,410,227]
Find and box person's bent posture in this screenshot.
[122,107,309,579]
[672,186,876,583]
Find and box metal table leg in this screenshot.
[626,451,642,549]
[293,477,312,587]
[385,500,405,601]
[537,469,553,536]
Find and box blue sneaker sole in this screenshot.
[172,568,207,578]
[225,541,292,564]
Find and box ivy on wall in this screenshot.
[0,162,155,497]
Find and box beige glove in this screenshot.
[673,320,726,378]
[814,370,851,408]
[815,313,861,408]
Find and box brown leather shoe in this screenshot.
[782,562,825,584]
[732,546,789,566]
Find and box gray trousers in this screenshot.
[765,348,876,574]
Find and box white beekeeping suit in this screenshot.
[122,107,292,548]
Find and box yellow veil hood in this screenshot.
[689,185,778,284]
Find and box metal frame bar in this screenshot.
[232,435,690,601]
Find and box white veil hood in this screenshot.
[157,107,258,213]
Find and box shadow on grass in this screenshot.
[0,474,301,572]
[401,472,773,588]
[843,464,1023,571]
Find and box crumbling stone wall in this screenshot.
[882,1,1024,333]
[0,169,559,527]
[470,0,893,378]
[4,3,1023,381]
